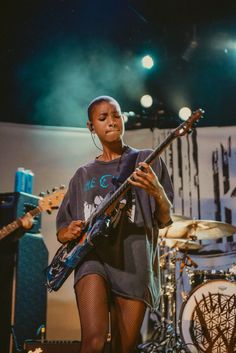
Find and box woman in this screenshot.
[56,95,173,353]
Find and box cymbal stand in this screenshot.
[137,245,190,353]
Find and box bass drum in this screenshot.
[179,279,236,353]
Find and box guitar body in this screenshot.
[45,215,112,291]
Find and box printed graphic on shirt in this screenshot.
[84,174,113,191]
[83,192,136,223]
[84,195,104,220]
[126,192,136,223]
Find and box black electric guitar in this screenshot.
[45,109,204,291]
[0,187,66,241]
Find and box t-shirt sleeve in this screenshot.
[56,189,72,232]
[56,171,81,232]
[159,157,174,204]
[150,156,173,228]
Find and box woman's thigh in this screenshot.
[75,274,110,339]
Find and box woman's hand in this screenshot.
[57,220,85,244]
[128,162,172,227]
[128,162,163,198]
[20,212,34,229]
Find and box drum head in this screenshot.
[179,279,236,353]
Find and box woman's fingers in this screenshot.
[130,163,153,184]
[128,162,161,196]
[21,212,34,229]
[68,220,85,238]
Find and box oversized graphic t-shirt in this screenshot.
[56,146,173,308]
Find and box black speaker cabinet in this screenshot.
[24,340,111,353]
[0,231,48,353]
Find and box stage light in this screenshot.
[123,111,135,123]
[140,95,153,108]
[141,55,154,69]
[179,107,192,121]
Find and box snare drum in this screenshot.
[179,279,236,353]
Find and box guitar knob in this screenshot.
[39,192,46,197]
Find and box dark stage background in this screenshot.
[1,0,236,129]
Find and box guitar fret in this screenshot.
[0,220,21,239]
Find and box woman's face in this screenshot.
[89,100,125,145]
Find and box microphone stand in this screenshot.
[11,326,27,353]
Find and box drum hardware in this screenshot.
[138,247,199,353]
[229,263,236,275]
[180,291,188,302]
[139,216,236,353]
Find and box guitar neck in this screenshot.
[0,206,41,240]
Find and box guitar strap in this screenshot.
[109,148,139,229]
[112,147,139,187]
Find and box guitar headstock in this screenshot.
[38,186,66,213]
[175,109,204,137]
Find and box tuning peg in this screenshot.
[47,210,52,214]
[52,187,58,192]
[47,190,51,194]
[60,184,65,189]
[39,192,46,197]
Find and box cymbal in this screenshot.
[160,219,236,241]
[161,238,202,250]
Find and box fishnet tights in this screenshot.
[75,274,146,353]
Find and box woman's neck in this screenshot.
[97,143,127,161]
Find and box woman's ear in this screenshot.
[87,121,94,132]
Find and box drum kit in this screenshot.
[138,216,236,353]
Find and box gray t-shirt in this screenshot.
[56,146,173,309]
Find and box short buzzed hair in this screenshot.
[87,95,120,121]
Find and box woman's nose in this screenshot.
[107,116,116,126]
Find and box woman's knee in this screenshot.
[81,332,108,353]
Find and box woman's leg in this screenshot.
[75,274,110,353]
[112,295,146,353]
